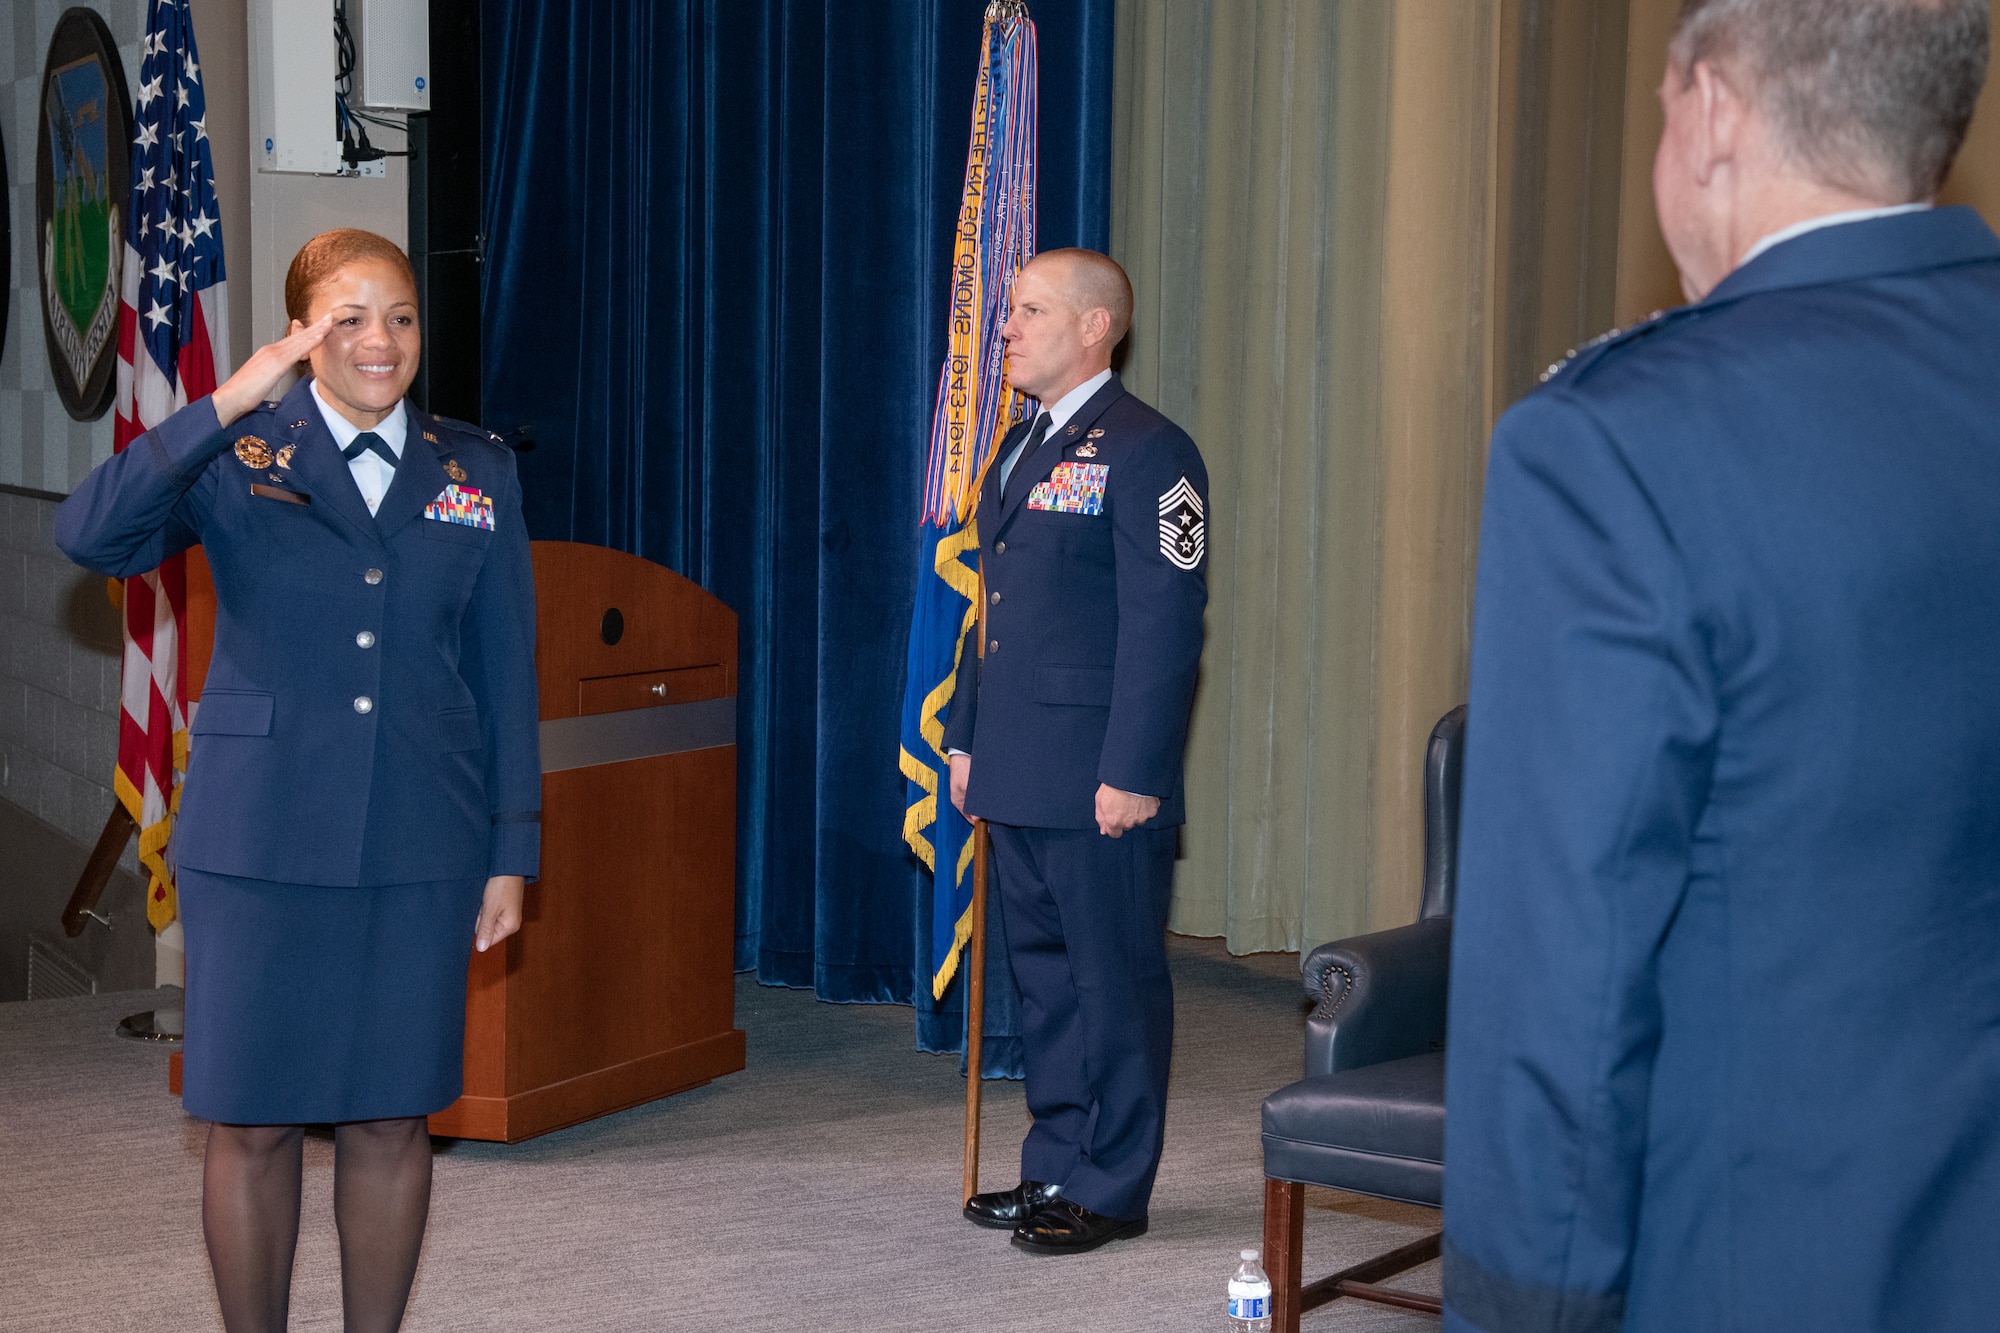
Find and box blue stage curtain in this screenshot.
[480,0,1111,1055]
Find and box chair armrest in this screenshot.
[1301,917,1452,1077]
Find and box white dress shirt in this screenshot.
[998,367,1115,495]
[310,379,408,515]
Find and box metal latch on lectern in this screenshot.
[576,664,728,716]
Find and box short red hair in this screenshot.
[284,229,417,324]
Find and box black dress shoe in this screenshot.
[964,1179,1063,1229]
[1010,1199,1148,1254]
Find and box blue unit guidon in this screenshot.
[425,484,495,530]
[1026,461,1109,514]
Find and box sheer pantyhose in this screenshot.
[202,1117,434,1333]
[202,1125,303,1332]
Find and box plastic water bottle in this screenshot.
[1228,1247,1272,1331]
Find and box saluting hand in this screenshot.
[474,875,526,953]
[1095,783,1161,839]
[210,314,335,427]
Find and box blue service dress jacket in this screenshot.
[54,377,541,887]
[942,374,1208,828]
[1443,206,2000,1333]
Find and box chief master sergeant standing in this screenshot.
[946,248,1208,1255]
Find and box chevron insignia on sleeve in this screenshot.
[1158,477,1205,570]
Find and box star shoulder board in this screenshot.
[1158,476,1206,571]
[425,412,487,442]
[1536,307,1694,388]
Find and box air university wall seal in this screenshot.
[36,10,133,421]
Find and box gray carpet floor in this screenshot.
[0,937,1440,1331]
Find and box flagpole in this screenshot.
[963,559,992,1204]
[962,817,990,1203]
[905,0,1032,1210]
[108,0,231,1043]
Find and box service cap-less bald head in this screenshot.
[1653,0,1989,299]
[1001,249,1134,406]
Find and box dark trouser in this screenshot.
[987,822,1177,1221]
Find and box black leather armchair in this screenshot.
[1260,704,1464,1329]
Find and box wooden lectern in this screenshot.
[174,540,746,1142]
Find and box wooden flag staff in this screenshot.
[963,563,992,1204]
[963,819,991,1203]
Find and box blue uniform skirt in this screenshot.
[177,868,486,1125]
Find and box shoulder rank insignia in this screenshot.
[234,436,273,468]
[1159,477,1206,571]
[1027,461,1109,516]
[445,459,467,482]
[1539,310,1669,383]
[275,445,294,469]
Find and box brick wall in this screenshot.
[0,486,132,862]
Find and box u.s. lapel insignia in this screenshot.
[1075,443,1098,458]
[423,430,441,444]
[274,445,295,469]
[1159,476,1206,571]
[289,419,309,430]
[445,459,468,482]
[233,436,273,468]
[1065,424,1080,436]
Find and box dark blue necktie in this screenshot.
[1001,411,1051,500]
[341,431,397,467]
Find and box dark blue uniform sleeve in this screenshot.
[942,560,981,755]
[53,397,226,575]
[456,444,543,880]
[1099,431,1207,798]
[1442,393,1717,1333]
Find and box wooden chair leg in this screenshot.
[1265,1178,1306,1333]
[1301,1230,1444,1317]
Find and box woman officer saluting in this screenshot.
[57,228,539,1333]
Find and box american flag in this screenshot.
[113,0,231,932]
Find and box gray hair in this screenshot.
[1671,0,1989,200]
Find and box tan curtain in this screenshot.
[1113,0,1632,952]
